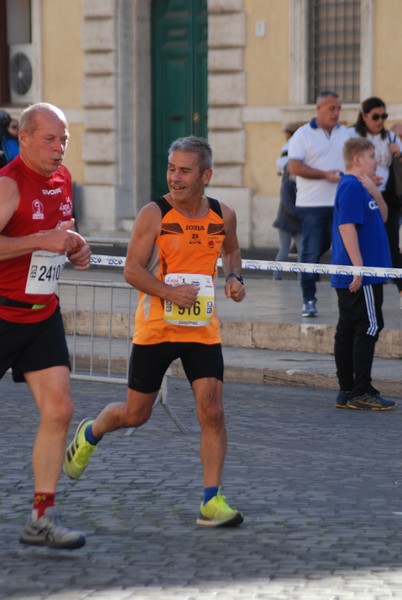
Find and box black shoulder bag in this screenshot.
[386,132,402,201]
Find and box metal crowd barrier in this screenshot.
[60,250,402,434]
[58,270,188,434]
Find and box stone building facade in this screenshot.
[1,0,402,250]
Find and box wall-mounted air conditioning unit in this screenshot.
[9,43,34,104]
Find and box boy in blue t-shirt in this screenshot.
[331,137,395,410]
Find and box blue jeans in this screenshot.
[273,230,303,279]
[297,206,333,303]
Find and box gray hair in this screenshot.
[19,102,68,134]
[168,136,213,172]
[316,90,339,103]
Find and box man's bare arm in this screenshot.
[123,203,198,309]
[0,176,88,263]
[220,203,246,302]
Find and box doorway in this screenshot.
[151,0,208,198]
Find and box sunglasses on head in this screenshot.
[370,112,388,121]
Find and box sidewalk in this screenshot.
[1,375,402,600]
[60,266,402,397]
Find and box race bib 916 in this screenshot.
[164,273,215,326]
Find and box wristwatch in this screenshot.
[225,272,244,285]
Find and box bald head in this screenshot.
[18,102,69,178]
[19,102,68,135]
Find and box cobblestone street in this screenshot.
[1,375,402,599]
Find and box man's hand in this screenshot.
[165,283,199,309]
[324,170,343,183]
[38,219,77,254]
[224,278,246,302]
[37,219,91,270]
[67,236,92,270]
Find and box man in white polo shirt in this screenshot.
[288,91,351,317]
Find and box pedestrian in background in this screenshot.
[0,110,19,167]
[332,137,395,411]
[391,123,402,247]
[288,91,351,318]
[272,122,304,280]
[350,97,402,309]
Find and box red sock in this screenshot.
[32,492,55,519]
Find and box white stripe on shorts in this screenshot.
[363,285,378,337]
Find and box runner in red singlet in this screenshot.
[0,102,91,549]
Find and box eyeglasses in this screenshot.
[370,113,388,121]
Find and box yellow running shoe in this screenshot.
[196,492,243,527]
[64,418,96,479]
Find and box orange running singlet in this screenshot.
[133,196,225,345]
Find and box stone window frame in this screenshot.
[289,0,374,105]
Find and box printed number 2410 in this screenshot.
[38,264,62,282]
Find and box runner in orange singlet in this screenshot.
[65,136,246,527]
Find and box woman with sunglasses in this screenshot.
[351,97,402,307]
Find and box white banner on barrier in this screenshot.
[87,254,402,279]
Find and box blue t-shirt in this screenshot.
[331,174,392,288]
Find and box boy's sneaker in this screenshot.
[301,299,317,317]
[19,508,86,549]
[196,493,243,527]
[347,393,396,411]
[336,390,352,409]
[64,418,96,479]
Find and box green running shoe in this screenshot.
[64,418,96,479]
[196,492,243,527]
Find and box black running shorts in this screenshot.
[128,342,224,393]
[0,307,70,382]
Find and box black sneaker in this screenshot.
[347,393,397,411]
[19,508,86,549]
[336,390,352,409]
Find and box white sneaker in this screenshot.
[19,508,86,549]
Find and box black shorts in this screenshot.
[0,307,70,383]
[128,342,224,393]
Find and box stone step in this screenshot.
[62,311,401,359]
[67,336,401,397]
